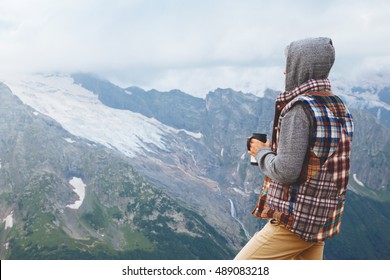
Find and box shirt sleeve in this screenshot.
[255,103,311,185]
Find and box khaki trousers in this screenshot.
[234,220,324,260]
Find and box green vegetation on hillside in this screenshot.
[1,168,234,260]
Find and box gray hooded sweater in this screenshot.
[285,37,335,91]
[255,37,335,184]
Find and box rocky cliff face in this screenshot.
[349,109,390,191]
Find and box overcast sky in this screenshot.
[1,0,389,97]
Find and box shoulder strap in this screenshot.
[304,91,334,97]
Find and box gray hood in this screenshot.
[285,37,335,91]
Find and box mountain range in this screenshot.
[0,72,389,259]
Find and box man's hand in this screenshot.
[248,139,271,157]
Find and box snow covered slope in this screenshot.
[4,74,199,158]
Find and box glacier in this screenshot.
[5,74,198,158]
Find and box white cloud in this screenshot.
[1,0,390,96]
[120,66,285,97]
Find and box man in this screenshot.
[235,37,354,260]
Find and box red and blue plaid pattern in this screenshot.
[282,94,353,162]
[252,79,353,242]
[276,78,331,103]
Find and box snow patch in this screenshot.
[353,174,365,187]
[232,187,247,196]
[66,177,86,209]
[3,211,14,229]
[64,137,76,143]
[177,129,202,139]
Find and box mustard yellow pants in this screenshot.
[234,220,324,260]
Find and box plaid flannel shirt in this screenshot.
[252,79,354,242]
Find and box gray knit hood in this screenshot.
[285,37,335,91]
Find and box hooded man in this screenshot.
[235,37,354,260]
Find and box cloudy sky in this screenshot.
[1,0,389,97]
